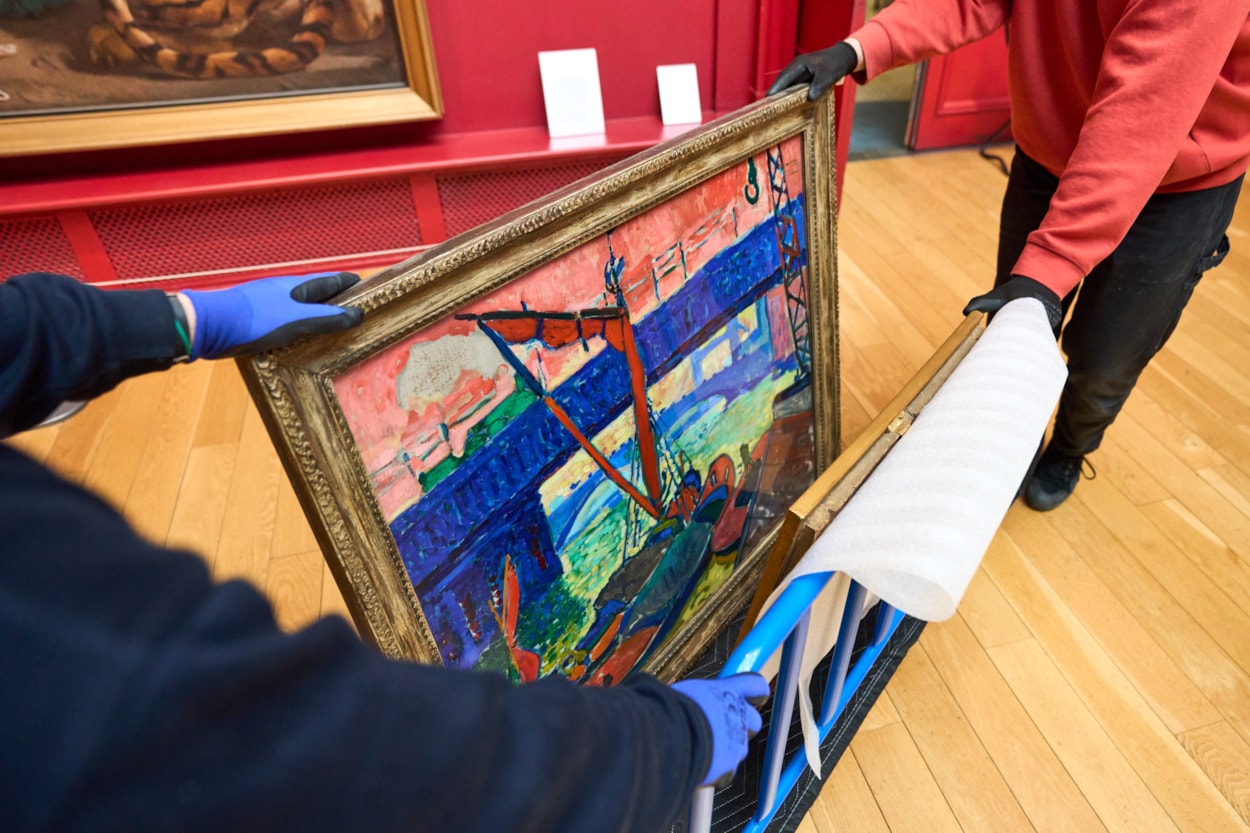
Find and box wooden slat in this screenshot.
[850,722,963,833]
[884,645,1036,833]
[43,387,122,485]
[919,615,1108,833]
[856,691,901,733]
[193,361,250,448]
[165,443,238,567]
[1071,473,1250,683]
[1003,508,1222,734]
[1140,499,1250,614]
[212,404,282,588]
[1136,361,1250,473]
[4,422,61,463]
[987,638,1183,833]
[985,533,1245,831]
[800,750,890,833]
[81,372,169,512]
[267,549,326,633]
[954,569,1031,650]
[124,361,215,545]
[1180,721,1250,826]
[272,471,319,559]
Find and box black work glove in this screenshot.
[766,42,859,101]
[963,275,1064,333]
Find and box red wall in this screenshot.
[0,0,797,289]
[428,0,715,132]
[0,0,765,184]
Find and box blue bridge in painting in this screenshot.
[390,199,807,667]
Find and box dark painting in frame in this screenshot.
[0,0,441,155]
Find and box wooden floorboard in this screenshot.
[9,147,1250,831]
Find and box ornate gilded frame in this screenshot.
[0,0,441,157]
[240,89,838,682]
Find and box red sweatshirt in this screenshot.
[852,0,1250,298]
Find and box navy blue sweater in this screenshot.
[0,273,710,832]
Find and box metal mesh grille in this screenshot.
[90,178,422,282]
[0,216,84,280]
[437,160,612,238]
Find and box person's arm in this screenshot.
[767,0,1009,100]
[0,272,179,438]
[849,0,1011,82]
[0,445,721,832]
[0,271,362,438]
[1012,2,1250,298]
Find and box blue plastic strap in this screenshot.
[818,580,867,724]
[872,601,897,646]
[720,572,834,677]
[754,610,810,821]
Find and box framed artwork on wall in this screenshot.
[0,0,441,156]
[240,89,839,684]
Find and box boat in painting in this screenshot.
[339,139,818,685]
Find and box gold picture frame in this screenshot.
[240,89,839,684]
[0,0,441,157]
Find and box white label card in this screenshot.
[656,63,702,126]
[538,48,607,138]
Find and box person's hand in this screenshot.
[963,275,1064,333]
[671,672,770,787]
[766,42,859,101]
[179,272,364,360]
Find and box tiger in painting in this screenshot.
[87,0,385,78]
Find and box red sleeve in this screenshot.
[850,0,1011,81]
[1014,2,1250,297]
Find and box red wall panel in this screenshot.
[714,0,763,111]
[0,216,84,281]
[425,1,719,133]
[908,31,1012,152]
[794,0,867,200]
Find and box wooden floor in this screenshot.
[9,148,1250,831]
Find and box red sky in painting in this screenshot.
[336,136,804,519]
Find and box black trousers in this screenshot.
[996,149,1244,457]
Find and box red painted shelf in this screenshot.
[0,116,718,217]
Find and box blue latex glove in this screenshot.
[181,271,364,360]
[671,672,770,787]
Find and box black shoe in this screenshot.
[1016,437,1046,501]
[1025,450,1095,511]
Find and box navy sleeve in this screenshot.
[0,446,710,832]
[0,272,178,438]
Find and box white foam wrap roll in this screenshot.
[760,297,1068,772]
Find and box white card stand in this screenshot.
[538,48,607,139]
[656,63,703,126]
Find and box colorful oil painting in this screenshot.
[333,135,819,685]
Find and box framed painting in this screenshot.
[0,0,441,156]
[240,89,839,684]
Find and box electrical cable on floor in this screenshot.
[979,118,1013,176]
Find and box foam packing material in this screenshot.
[760,298,1068,772]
